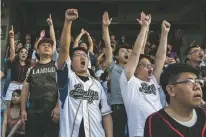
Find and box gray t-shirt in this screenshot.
[109,61,124,105]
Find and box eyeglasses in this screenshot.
[41,43,52,48]
[170,79,204,88]
[138,62,155,69]
[189,49,204,55]
[73,53,88,58]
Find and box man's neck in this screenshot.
[19,60,26,66]
[188,60,201,68]
[76,71,89,77]
[117,62,126,68]
[39,56,51,64]
[165,102,194,122]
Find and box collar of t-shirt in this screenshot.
[172,109,197,127]
[77,75,89,82]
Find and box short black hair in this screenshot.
[160,63,200,103]
[114,45,132,56]
[139,54,151,63]
[186,45,200,56]
[70,47,88,59]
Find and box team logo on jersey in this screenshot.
[70,83,99,104]
[139,82,156,95]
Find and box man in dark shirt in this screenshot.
[21,38,59,137]
[185,45,206,102]
[144,63,206,137]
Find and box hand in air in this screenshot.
[65,9,78,23]
[40,30,45,39]
[102,11,112,26]
[81,28,86,34]
[47,14,53,26]
[162,20,171,33]
[137,12,151,27]
[9,25,14,37]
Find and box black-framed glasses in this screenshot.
[138,62,155,69]
[170,79,204,88]
[189,49,204,55]
[73,53,88,58]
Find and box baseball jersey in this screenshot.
[56,58,112,137]
[120,70,163,137]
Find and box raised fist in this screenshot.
[81,28,86,34]
[40,30,45,39]
[65,9,78,22]
[46,14,53,26]
[9,25,14,37]
[102,11,112,26]
[137,12,151,27]
[162,20,171,33]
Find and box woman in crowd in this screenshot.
[4,26,30,102]
[2,89,25,137]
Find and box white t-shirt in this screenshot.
[120,71,163,137]
[56,59,111,137]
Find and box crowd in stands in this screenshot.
[1,8,206,137]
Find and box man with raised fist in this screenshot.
[120,12,170,136]
[56,9,113,137]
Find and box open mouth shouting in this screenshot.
[148,69,153,76]
[80,60,86,67]
[21,55,26,60]
[124,55,128,60]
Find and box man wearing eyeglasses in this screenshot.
[120,11,170,137]
[144,63,206,137]
[186,45,206,105]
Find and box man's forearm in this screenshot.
[88,35,94,53]
[21,88,29,111]
[50,25,56,51]
[60,21,72,53]
[74,33,84,48]
[155,32,168,59]
[102,26,110,48]
[103,114,113,137]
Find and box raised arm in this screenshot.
[153,21,170,83]
[34,30,45,50]
[73,28,86,48]
[47,14,56,53]
[85,31,94,53]
[9,26,15,61]
[141,27,150,54]
[96,50,105,66]
[57,9,78,70]
[124,12,151,80]
[102,12,113,66]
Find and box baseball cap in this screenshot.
[37,38,54,48]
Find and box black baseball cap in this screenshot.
[37,38,54,48]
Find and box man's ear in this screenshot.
[166,85,176,97]
[187,54,191,60]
